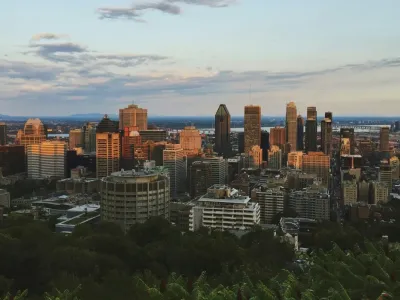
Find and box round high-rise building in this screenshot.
[100,168,170,232]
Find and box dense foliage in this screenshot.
[2,216,400,299]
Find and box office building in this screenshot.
[340,154,362,169]
[121,127,142,170]
[379,127,390,153]
[325,112,333,121]
[288,151,303,169]
[189,161,212,199]
[340,128,355,155]
[244,105,261,153]
[170,202,192,231]
[302,152,330,186]
[321,117,332,155]
[390,156,400,180]
[307,106,317,120]
[163,144,185,198]
[289,186,330,220]
[202,156,228,186]
[214,104,231,157]
[180,126,202,156]
[69,129,83,150]
[82,122,97,153]
[379,161,392,192]
[249,145,263,168]
[0,145,25,176]
[16,118,47,152]
[342,180,358,206]
[119,104,148,131]
[371,181,389,204]
[0,123,6,145]
[189,185,260,231]
[285,102,297,151]
[100,168,170,232]
[305,107,317,153]
[96,115,120,178]
[269,126,286,149]
[296,115,304,151]
[268,145,282,170]
[260,131,269,162]
[139,130,167,142]
[237,132,244,153]
[27,141,67,179]
[251,186,284,224]
[359,139,373,157]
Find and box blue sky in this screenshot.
[1,0,400,116]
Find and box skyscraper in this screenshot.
[340,128,355,155]
[16,118,47,152]
[69,129,83,150]
[260,131,270,162]
[119,104,148,131]
[214,104,231,157]
[189,161,212,199]
[305,107,317,153]
[0,123,7,145]
[285,102,297,152]
[163,144,186,198]
[244,105,261,153]
[269,126,285,148]
[180,126,202,156]
[379,127,390,153]
[321,118,332,155]
[96,115,120,178]
[296,115,304,151]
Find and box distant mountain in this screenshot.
[68,113,118,120]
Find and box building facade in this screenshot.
[244,105,261,153]
[285,102,297,152]
[214,104,231,157]
[119,104,148,131]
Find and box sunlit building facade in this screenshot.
[285,102,297,152]
[119,104,148,131]
[244,105,261,153]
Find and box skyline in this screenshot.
[1,0,400,116]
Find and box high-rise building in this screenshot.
[82,122,97,153]
[27,141,67,179]
[0,123,7,145]
[189,185,260,231]
[251,186,284,224]
[96,115,120,178]
[121,126,142,170]
[342,180,358,206]
[390,156,400,180]
[260,131,270,162]
[163,144,185,198]
[202,156,228,186]
[69,129,83,150]
[249,145,263,168]
[358,139,373,157]
[288,151,303,169]
[237,132,244,153]
[379,127,390,153]
[289,185,330,220]
[119,104,148,131]
[305,106,317,153]
[0,145,25,176]
[285,102,297,152]
[180,126,202,156]
[100,168,170,232]
[16,118,47,152]
[371,181,389,204]
[340,128,355,155]
[269,126,286,149]
[244,105,261,153]
[268,145,282,170]
[139,130,167,142]
[189,161,212,199]
[379,160,392,193]
[214,104,231,157]
[321,117,332,155]
[296,115,304,151]
[325,112,333,121]
[302,152,330,186]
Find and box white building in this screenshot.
[371,181,389,204]
[342,180,358,205]
[27,141,67,179]
[189,185,260,231]
[163,144,186,198]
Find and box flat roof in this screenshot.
[198,197,250,204]
[67,204,100,213]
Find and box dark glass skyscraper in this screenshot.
[0,123,6,145]
[296,115,304,151]
[260,131,270,162]
[214,104,231,157]
[305,107,317,153]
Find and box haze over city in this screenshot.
[1,0,400,116]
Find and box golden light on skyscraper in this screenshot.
[119,104,148,131]
[285,102,297,152]
[244,105,261,153]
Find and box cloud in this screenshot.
[0,59,61,81]
[31,33,69,41]
[97,0,235,21]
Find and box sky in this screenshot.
[1,0,400,117]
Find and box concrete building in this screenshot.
[16,118,47,152]
[248,145,262,168]
[189,185,260,231]
[202,156,228,186]
[390,156,400,180]
[55,204,101,234]
[189,161,212,199]
[269,126,286,149]
[0,189,10,208]
[268,145,282,170]
[100,168,170,232]
[170,202,193,232]
[119,104,148,131]
[288,151,303,169]
[139,130,167,142]
[244,105,261,153]
[289,185,330,220]
[57,177,99,194]
[371,181,389,204]
[342,180,358,206]
[163,144,185,198]
[0,122,7,145]
[0,145,25,176]
[296,115,304,151]
[302,152,330,186]
[379,161,392,192]
[27,141,67,179]
[82,122,97,153]
[179,126,202,156]
[69,129,83,150]
[380,127,390,153]
[321,117,332,155]
[251,186,285,224]
[285,102,297,152]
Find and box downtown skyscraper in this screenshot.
[285,102,297,152]
[214,104,231,157]
[244,105,261,154]
[321,112,333,155]
[305,106,317,153]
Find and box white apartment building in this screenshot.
[289,185,330,220]
[371,181,389,204]
[27,141,67,179]
[342,180,358,205]
[189,185,260,231]
[251,186,285,224]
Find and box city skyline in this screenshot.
[1,0,400,116]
